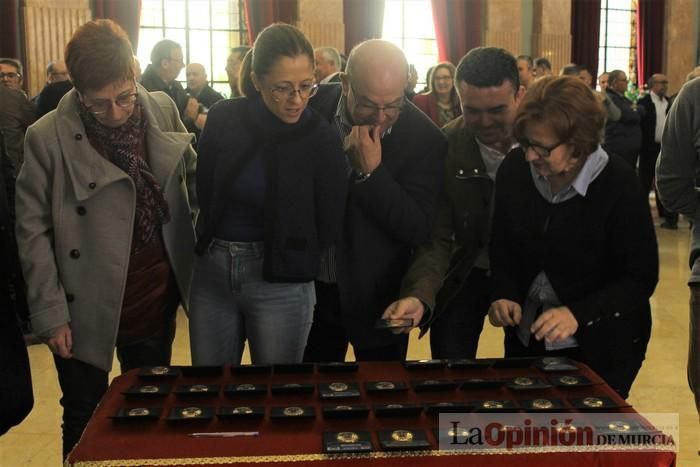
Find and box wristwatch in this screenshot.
[353,169,372,183]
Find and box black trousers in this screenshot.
[54,317,175,459]
[303,281,408,362]
[639,142,678,223]
[429,268,490,359]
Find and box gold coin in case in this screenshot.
[336,431,359,443]
[386,404,404,409]
[583,397,604,408]
[189,385,209,392]
[391,430,414,442]
[232,406,253,414]
[236,384,256,391]
[447,427,470,437]
[334,405,353,411]
[531,399,554,409]
[559,376,580,386]
[329,382,349,392]
[128,408,150,416]
[376,381,395,390]
[181,407,203,418]
[139,385,159,393]
[514,377,534,386]
[607,421,631,432]
[542,357,562,365]
[150,366,170,375]
[482,400,504,409]
[283,406,304,416]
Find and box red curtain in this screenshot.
[571,0,601,81]
[636,0,665,89]
[0,0,20,59]
[93,0,143,52]
[431,0,481,65]
[343,0,385,55]
[243,0,298,45]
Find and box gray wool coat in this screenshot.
[15,84,197,372]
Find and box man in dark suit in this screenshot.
[638,74,677,228]
[314,47,342,84]
[303,40,447,362]
[140,39,200,132]
[603,70,644,168]
[185,63,224,109]
[0,83,35,175]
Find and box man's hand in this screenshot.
[46,324,73,358]
[531,306,578,344]
[488,299,522,327]
[184,97,200,120]
[194,113,207,130]
[382,297,425,334]
[345,125,382,174]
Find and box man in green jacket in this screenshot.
[383,47,523,358]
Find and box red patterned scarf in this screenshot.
[78,99,171,254]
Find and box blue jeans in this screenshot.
[189,239,315,365]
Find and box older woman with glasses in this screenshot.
[189,23,347,366]
[14,20,196,459]
[487,76,658,399]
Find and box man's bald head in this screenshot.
[47,60,69,83]
[345,40,408,91]
[342,40,408,132]
[186,63,208,94]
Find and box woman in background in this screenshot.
[15,20,196,458]
[488,76,658,399]
[189,23,347,366]
[412,62,461,127]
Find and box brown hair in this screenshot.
[239,23,314,97]
[430,61,459,105]
[514,76,604,159]
[65,19,135,92]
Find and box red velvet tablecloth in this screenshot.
[67,360,676,466]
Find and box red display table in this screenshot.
[67,359,676,466]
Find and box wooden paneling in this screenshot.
[296,0,344,52]
[531,0,571,73]
[663,0,696,95]
[483,0,522,54]
[23,0,91,96]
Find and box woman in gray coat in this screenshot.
[14,20,196,459]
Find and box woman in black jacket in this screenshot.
[488,76,658,398]
[189,23,347,365]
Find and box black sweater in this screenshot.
[195,96,348,282]
[490,149,658,358]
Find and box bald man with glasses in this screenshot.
[303,40,447,362]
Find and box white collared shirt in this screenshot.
[475,138,517,180]
[320,72,340,85]
[650,91,668,143]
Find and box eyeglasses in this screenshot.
[349,83,405,117]
[0,72,21,79]
[81,89,138,115]
[519,139,563,158]
[269,82,318,101]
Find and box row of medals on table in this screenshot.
[111,358,638,453]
